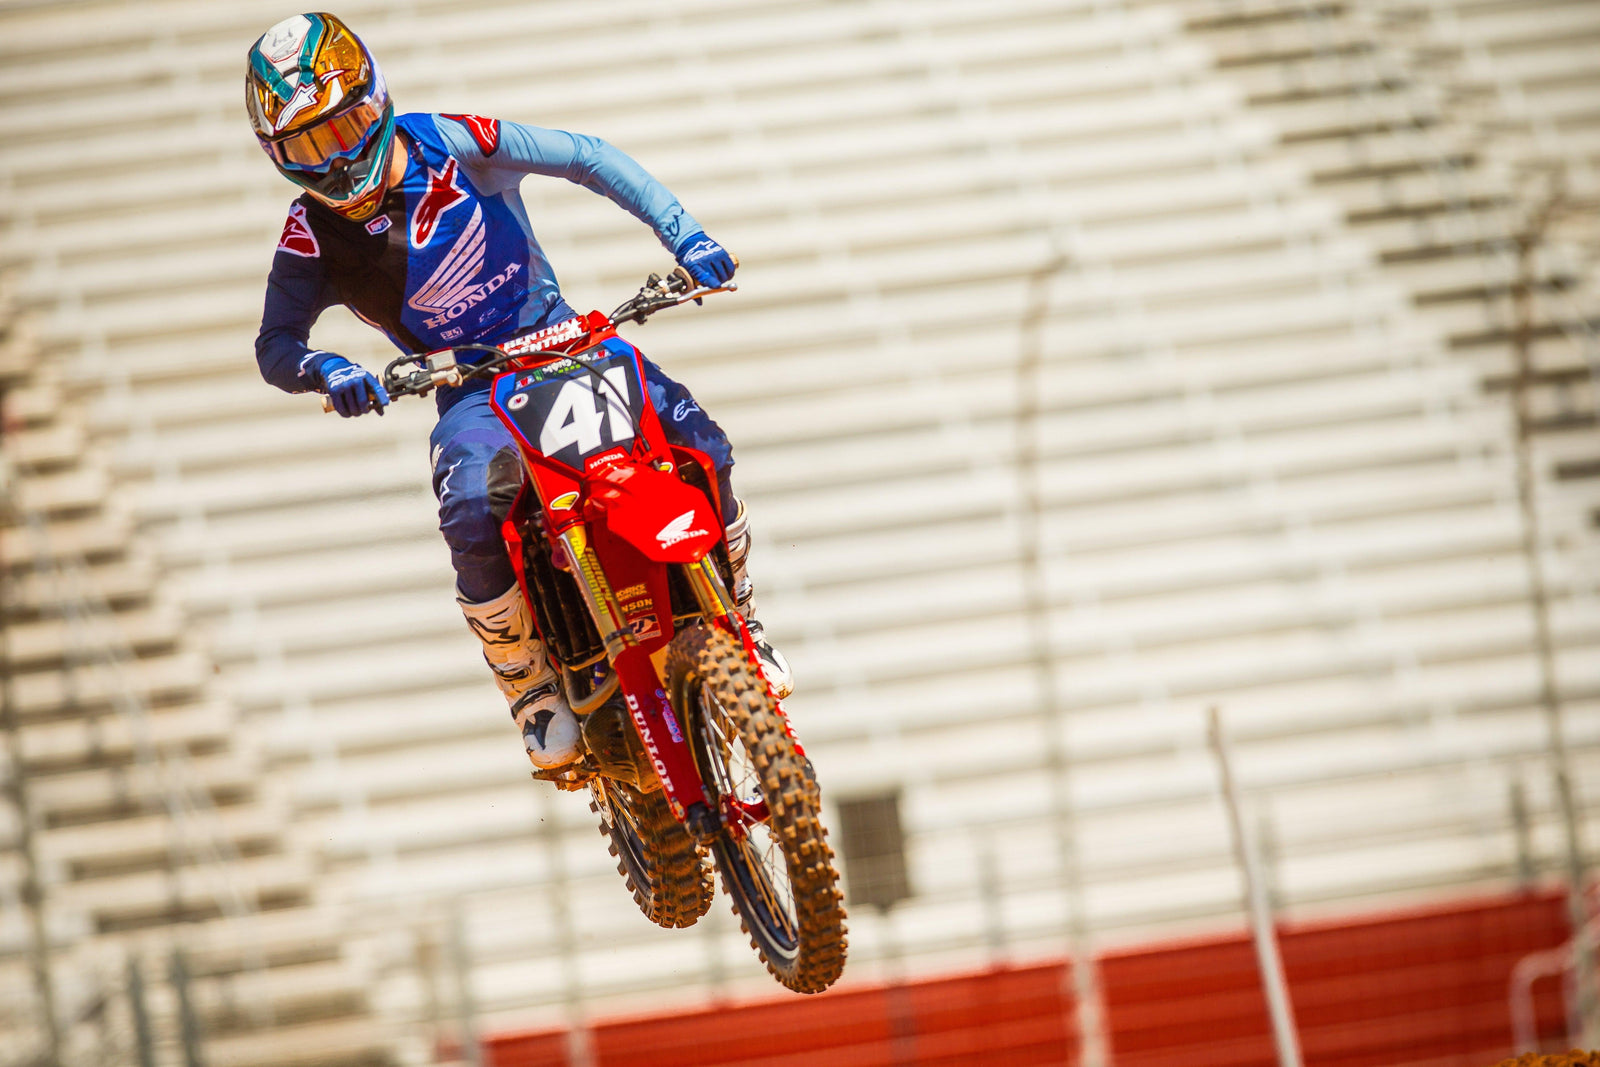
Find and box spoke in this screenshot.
[742,834,795,938]
[700,690,798,939]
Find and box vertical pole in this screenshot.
[170,947,205,1067]
[415,918,445,1060]
[1017,255,1110,1067]
[538,795,593,1067]
[128,953,156,1067]
[1208,707,1303,1067]
[878,906,918,1067]
[0,549,62,1067]
[700,885,729,1002]
[449,898,484,1067]
[1511,186,1594,1044]
[976,833,1008,965]
[1510,776,1536,890]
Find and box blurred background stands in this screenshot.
[1,0,1598,1063]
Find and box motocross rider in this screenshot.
[247,13,790,770]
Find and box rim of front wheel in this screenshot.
[696,684,801,962]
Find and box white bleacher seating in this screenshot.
[2,0,1598,1060]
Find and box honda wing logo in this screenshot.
[655,510,709,549]
[408,205,484,311]
[406,204,522,330]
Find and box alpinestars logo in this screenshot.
[276,203,319,258]
[410,158,468,247]
[273,79,322,133]
[441,113,501,156]
[656,510,709,548]
[406,204,523,329]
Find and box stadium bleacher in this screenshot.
[2,0,1597,1062]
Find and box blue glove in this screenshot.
[319,356,389,418]
[674,232,737,287]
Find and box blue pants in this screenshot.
[430,354,736,602]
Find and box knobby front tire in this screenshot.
[590,777,714,929]
[666,624,847,993]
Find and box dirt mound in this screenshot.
[1495,1052,1600,1067]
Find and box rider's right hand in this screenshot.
[320,356,390,417]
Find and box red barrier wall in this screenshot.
[484,888,1572,1067]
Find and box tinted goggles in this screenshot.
[262,94,385,171]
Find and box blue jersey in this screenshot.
[255,112,701,411]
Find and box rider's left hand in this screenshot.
[674,232,736,287]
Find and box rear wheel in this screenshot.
[666,624,847,993]
[590,778,713,929]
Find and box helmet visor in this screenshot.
[263,93,386,171]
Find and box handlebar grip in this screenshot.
[322,395,334,414]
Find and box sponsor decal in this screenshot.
[276,203,320,258]
[441,113,501,156]
[507,392,529,411]
[441,326,463,341]
[518,358,579,384]
[629,613,662,642]
[672,398,700,422]
[364,214,391,235]
[410,158,469,247]
[507,316,588,356]
[655,509,709,548]
[422,262,518,330]
[584,448,628,470]
[625,692,674,791]
[657,689,684,743]
[549,491,579,511]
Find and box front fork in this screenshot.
[553,524,738,659]
[555,523,737,827]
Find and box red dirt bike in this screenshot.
[345,268,846,993]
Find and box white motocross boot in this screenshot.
[458,585,582,769]
[725,501,794,700]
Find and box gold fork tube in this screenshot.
[684,555,738,622]
[557,525,635,661]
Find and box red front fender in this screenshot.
[586,460,721,563]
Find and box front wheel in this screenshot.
[666,624,847,993]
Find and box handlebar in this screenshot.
[321,264,735,413]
